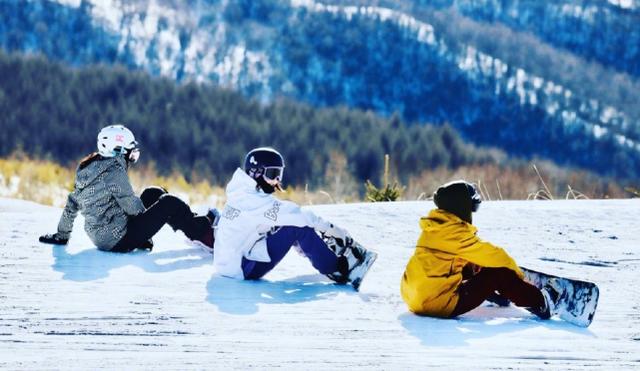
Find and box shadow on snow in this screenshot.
[206,274,354,315]
[399,304,595,347]
[51,245,211,281]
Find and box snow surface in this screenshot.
[1,197,639,369]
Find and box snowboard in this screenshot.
[324,236,377,291]
[521,266,599,327]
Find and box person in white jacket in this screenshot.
[213,147,361,282]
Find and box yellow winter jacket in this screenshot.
[400,209,523,317]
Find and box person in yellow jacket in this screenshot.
[401,180,560,319]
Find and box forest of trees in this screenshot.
[425,0,640,78]
[266,5,640,179]
[0,51,491,187]
[222,0,640,124]
[0,0,123,66]
[407,5,640,123]
[0,0,638,181]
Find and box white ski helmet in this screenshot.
[96,124,140,162]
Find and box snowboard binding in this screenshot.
[324,236,378,291]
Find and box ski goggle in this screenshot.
[263,166,284,183]
[118,141,140,164]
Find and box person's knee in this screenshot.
[156,193,185,211]
[298,226,316,236]
[140,186,167,208]
[274,226,314,240]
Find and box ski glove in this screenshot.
[486,291,510,307]
[322,224,352,248]
[462,262,482,279]
[39,233,69,245]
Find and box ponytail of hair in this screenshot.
[78,152,101,170]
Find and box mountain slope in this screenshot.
[426,0,640,77]
[1,0,639,179]
[1,197,639,368]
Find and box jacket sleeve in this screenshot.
[259,199,332,232]
[456,234,524,278]
[106,163,145,216]
[56,190,79,239]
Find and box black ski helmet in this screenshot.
[243,147,285,193]
[433,180,481,223]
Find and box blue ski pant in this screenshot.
[242,226,339,280]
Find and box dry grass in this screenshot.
[0,156,75,206]
[0,155,355,208]
[0,155,631,208]
[0,155,228,208]
[405,161,627,201]
[127,163,226,208]
[625,187,640,197]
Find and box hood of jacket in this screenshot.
[226,168,257,195]
[225,168,274,209]
[75,156,127,190]
[417,208,479,253]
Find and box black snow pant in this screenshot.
[111,186,210,253]
[450,267,545,317]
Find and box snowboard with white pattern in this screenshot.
[522,266,599,327]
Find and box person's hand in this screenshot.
[462,262,482,279]
[39,233,69,245]
[323,224,352,247]
[487,291,510,307]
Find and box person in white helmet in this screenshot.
[39,124,214,252]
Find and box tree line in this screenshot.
[0,51,490,188]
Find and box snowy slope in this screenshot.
[1,197,639,369]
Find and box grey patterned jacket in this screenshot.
[56,155,145,251]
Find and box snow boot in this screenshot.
[530,278,563,319]
[136,238,154,251]
[324,236,348,256]
[326,256,350,284]
[190,208,220,254]
[327,240,377,290]
[191,227,214,253]
[325,236,358,284]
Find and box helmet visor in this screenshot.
[263,167,284,183]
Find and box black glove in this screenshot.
[486,291,511,307]
[39,233,69,245]
[136,239,154,251]
[322,224,353,248]
[462,263,481,280]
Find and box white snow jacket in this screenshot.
[213,168,333,279]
